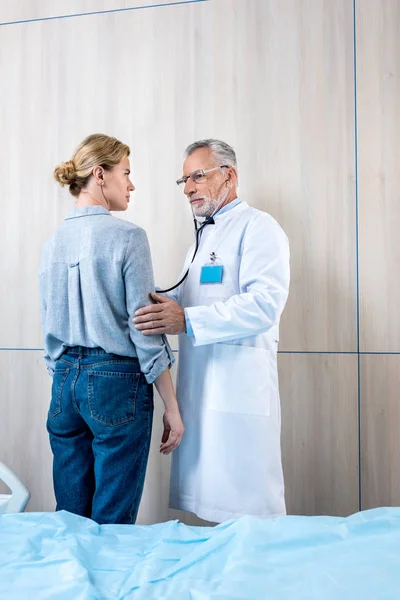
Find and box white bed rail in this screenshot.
[0,462,30,514]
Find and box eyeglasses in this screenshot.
[176,165,229,187]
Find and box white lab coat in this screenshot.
[167,200,290,522]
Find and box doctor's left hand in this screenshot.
[133,293,186,335]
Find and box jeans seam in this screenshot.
[131,398,153,523]
[80,360,139,369]
[71,364,80,412]
[146,391,154,436]
[58,357,74,366]
[128,439,151,524]
[88,370,139,378]
[49,368,70,418]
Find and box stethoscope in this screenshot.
[157,183,232,294]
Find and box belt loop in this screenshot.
[79,346,83,359]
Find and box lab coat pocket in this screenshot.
[208,344,270,417]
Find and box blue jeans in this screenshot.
[47,347,154,524]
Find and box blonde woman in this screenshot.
[39,133,183,524]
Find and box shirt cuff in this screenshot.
[184,309,194,337]
[144,338,175,384]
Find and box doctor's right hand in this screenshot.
[160,408,184,455]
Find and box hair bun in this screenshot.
[54,160,77,186]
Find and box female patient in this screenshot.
[39,133,184,524]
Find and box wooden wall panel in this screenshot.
[360,354,400,510]
[357,0,400,352]
[280,353,359,516]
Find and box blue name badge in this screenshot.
[200,265,224,284]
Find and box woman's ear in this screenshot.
[92,165,105,186]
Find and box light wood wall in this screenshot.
[357,0,400,511]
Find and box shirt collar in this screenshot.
[65,205,111,220]
[215,197,242,217]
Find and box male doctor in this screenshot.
[134,139,290,522]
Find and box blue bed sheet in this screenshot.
[1,507,400,599]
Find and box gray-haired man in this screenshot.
[134,139,290,522]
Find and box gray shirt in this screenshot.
[39,205,174,383]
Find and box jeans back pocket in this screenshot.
[88,370,140,426]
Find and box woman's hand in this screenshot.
[160,408,184,455]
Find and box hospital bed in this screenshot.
[1,505,400,598]
[0,461,30,515]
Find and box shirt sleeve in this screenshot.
[184,215,290,346]
[123,227,174,383]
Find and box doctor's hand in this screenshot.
[160,408,184,455]
[133,293,186,335]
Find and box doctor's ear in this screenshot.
[225,167,238,185]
